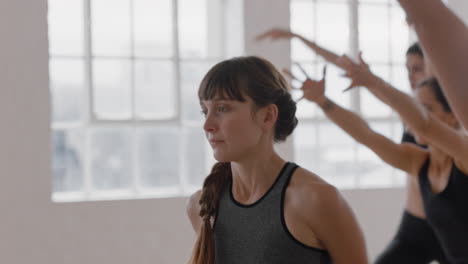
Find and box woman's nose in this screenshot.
[203,112,217,133]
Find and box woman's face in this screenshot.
[406,54,426,90]
[414,85,456,145]
[201,95,268,162]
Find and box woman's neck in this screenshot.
[230,152,285,204]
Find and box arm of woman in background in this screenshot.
[288,66,427,177]
[256,28,345,68]
[339,54,468,171]
[398,0,468,129]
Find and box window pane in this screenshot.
[134,0,173,57]
[361,88,392,117]
[390,6,409,64]
[294,123,319,174]
[392,65,411,95]
[359,4,390,63]
[357,144,393,187]
[357,122,393,187]
[181,61,216,121]
[316,2,349,55]
[184,126,207,187]
[48,0,84,56]
[137,127,179,188]
[291,0,316,61]
[90,128,132,190]
[296,100,317,120]
[362,65,391,117]
[323,64,351,111]
[50,58,85,122]
[135,60,175,119]
[93,59,132,119]
[318,123,357,188]
[392,120,404,142]
[92,0,131,56]
[179,0,208,58]
[52,129,84,192]
[372,64,391,82]
[178,0,222,59]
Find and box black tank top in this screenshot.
[401,129,427,149]
[418,157,468,263]
[213,162,332,264]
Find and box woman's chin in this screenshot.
[213,152,232,163]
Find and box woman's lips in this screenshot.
[209,139,224,146]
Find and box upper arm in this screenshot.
[401,0,468,129]
[413,114,468,169]
[186,190,202,234]
[308,186,367,264]
[362,130,427,176]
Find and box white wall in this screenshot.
[3,0,466,263]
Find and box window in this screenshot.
[49,0,224,201]
[50,0,409,200]
[290,0,409,188]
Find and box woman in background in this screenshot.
[257,28,447,263]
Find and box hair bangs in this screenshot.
[198,61,247,102]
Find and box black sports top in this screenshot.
[213,162,332,264]
[418,158,468,263]
[401,129,427,149]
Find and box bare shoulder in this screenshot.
[286,167,356,229]
[287,167,368,263]
[287,167,342,210]
[186,189,202,234]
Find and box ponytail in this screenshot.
[189,162,231,264]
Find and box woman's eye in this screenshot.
[218,105,228,112]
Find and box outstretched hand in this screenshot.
[338,52,375,92]
[283,64,327,103]
[255,28,297,42]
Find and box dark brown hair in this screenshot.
[407,42,424,58]
[417,77,452,113]
[190,56,297,264]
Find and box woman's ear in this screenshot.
[260,104,279,131]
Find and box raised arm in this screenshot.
[398,0,468,129]
[256,28,344,68]
[288,66,426,176]
[340,54,468,169]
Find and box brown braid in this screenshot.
[189,162,231,264]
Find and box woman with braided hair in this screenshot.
[186,56,367,264]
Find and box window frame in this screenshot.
[50,0,225,202]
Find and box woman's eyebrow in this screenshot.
[199,100,229,107]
